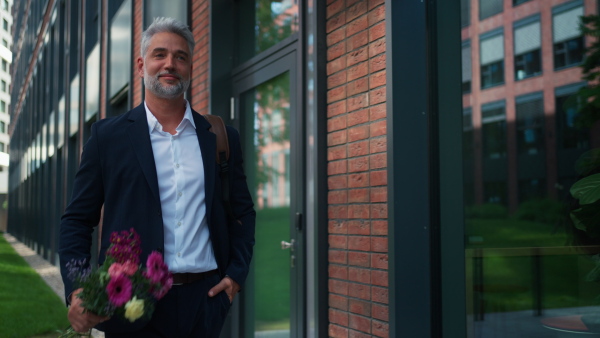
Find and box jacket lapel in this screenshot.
[126,104,161,205]
[192,111,216,219]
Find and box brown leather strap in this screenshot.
[202,114,230,163]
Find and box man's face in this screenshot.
[139,32,192,99]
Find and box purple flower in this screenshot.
[106,274,133,307]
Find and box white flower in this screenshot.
[124,296,145,322]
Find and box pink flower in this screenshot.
[144,252,168,284]
[152,275,173,300]
[106,274,133,307]
[108,261,138,278]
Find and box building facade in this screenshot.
[7,0,600,337]
[0,0,11,232]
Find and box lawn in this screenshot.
[0,233,70,338]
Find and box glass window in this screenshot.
[514,16,541,80]
[2,0,7,11]
[144,0,186,28]
[462,0,470,27]
[0,142,5,153]
[460,1,600,336]
[237,0,299,64]
[1,80,5,92]
[109,0,131,100]
[2,19,7,32]
[480,0,503,20]
[0,121,5,133]
[85,43,100,122]
[2,59,6,72]
[0,100,5,113]
[462,41,472,93]
[480,29,504,88]
[553,1,584,69]
[70,75,79,137]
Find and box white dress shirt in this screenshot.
[144,101,218,273]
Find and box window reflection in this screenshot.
[462,0,600,336]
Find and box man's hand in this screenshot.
[68,288,109,333]
[208,276,240,303]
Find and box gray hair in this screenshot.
[140,17,195,57]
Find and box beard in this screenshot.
[143,68,190,99]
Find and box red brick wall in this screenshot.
[190,0,210,115]
[326,1,389,337]
[132,0,143,107]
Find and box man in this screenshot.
[59,17,256,337]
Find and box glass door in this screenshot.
[234,51,303,338]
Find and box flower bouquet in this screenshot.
[59,228,173,337]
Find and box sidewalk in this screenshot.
[3,232,104,338]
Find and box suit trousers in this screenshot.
[105,274,231,338]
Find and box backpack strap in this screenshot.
[202,114,235,220]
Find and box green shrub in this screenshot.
[514,198,564,225]
[465,203,508,219]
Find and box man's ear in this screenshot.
[136,56,145,78]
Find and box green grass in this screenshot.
[466,217,600,314]
[0,233,70,338]
[253,207,291,331]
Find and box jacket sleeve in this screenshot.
[223,126,256,287]
[58,122,105,304]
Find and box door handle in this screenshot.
[281,239,295,251]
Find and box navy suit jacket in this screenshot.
[58,103,256,332]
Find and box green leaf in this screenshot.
[575,148,600,176]
[570,173,600,205]
[570,200,600,238]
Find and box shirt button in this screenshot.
[177,252,181,257]
[178,192,182,197]
[177,221,182,227]
[176,163,180,168]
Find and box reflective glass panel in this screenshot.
[461,0,600,336]
[241,72,291,337]
[237,0,299,64]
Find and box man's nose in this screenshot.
[163,55,175,70]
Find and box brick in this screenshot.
[348,204,370,219]
[372,236,388,252]
[348,157,369,173]
[347,31,369,51]
[370,103,386,120]
[328,145,347,161]
[348,299,371,317]
[329,324,349,338]
[370,70,386,89]
[371,187,387,203]
[368,3,386,25]
[330,308,349,326]
[347,1,369,23]
[329,190,348,204]
[328,115,348,132]
[348,282,370,300]
[328,100,348,118]
[348,109,370,127]
[328,235,348,249]
[328,27,347,46]
[372,320,389,338]
[371,204,387,218]
[372,304,389,321]
[330,249,348,264]
[348,140,369,157]
[370,137,387,154]
[370,119,386,137]
[328,56,347,75]
[327,13,346,33]
[330,294,349,310]
[329,279,350,295]
[346,15,369,37]
[372,286,388,304]
[370,53,386,72]
[369,21,386,41]
[348,172,369,188]
[329,205,348,219]
[329,220,347,234]
[328,175,348,189]
[328,42,347,61]
[370,86,386,104]
[348,187,369,202]
[348,125,370,142]
[371,253,388,269]
[349,267,371,284]
[329,69,348,89]
[372,270,388,287]
[328,130,347,146]
[368,153,387,169]
[369,37,386,57]
[347,77,369,96]
[327,1,345,20]
[348,220,371,235]
[372,220,388,235]
[370,170,387,186]
[347,93,369,112]
[347,47,368,68]
[328,160,348,175]
[329,264,349,279]
[348,251,371,267]
[350,331,372,338]
[328,86,347,103]
[348,235,371,251]
[349,314,371,333]
[347,62,369,82]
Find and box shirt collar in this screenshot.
[144,100,196,134]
